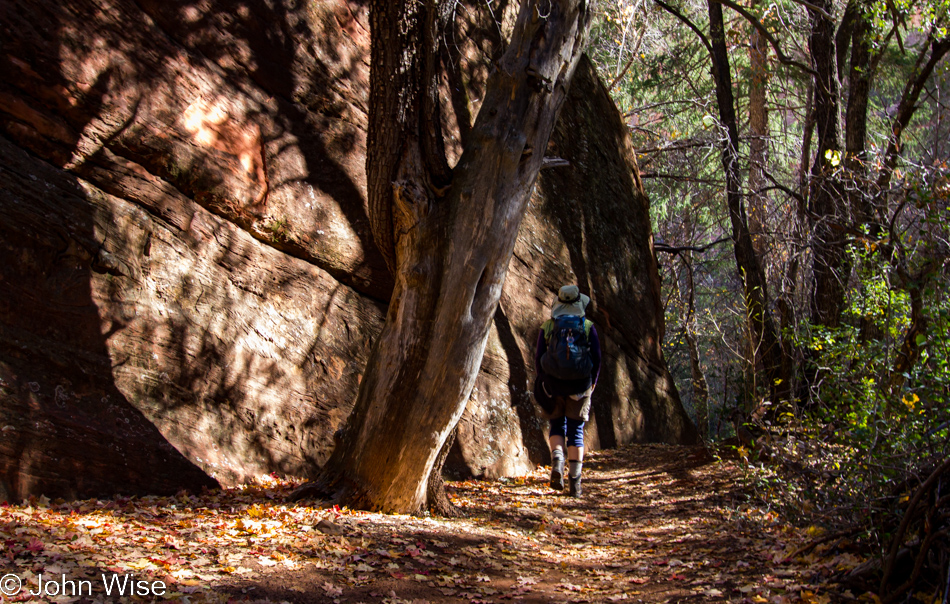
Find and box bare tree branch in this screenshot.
[607,53,638,93]
[652,0,713,54]
[655,236,732,255]
[761,169,807,208]
[641,172,722,185]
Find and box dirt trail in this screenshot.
[0,444,830,604]
[217,444,821,603]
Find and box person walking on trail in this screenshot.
[534,285,601,497]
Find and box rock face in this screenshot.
[0,0,696,501]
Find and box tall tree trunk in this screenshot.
[674,253,710,440]
[316,0,593,514]
[747,0,770,260]
[842,1,876,232]
[707,0,791,405]
[799,79,816,199]
[841,2,887,346]
[806,0,848,328]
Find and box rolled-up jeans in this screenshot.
[547,387,592,448]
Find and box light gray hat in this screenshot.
[551,284,590,318]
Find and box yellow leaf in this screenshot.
[824,149,842,166]
[246,504,265,518]
[126,557,156,570]
[902,393,919,410]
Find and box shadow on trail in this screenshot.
[205,444,797,604]
[0,443,811,603]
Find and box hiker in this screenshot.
[534,285,601,497]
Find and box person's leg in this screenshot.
[566,417,585,497]
[567,445,584,461]
[549,415,567,490]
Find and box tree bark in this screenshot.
[674,253,710,440]
[318,0,593,514]
[806,0,848,328]
[842,0,879,235]
[799,79,816,199]
[426,429,460,517]
[707,0,791,405]
[747,0,770,260]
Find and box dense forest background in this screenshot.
[584,0,949,597]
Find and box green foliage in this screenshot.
[793,232,950,523]
[265,217,291,242]
[588,0,949,593]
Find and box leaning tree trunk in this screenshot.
[875,33,950,195]
[707,0,791,405]
[316,0,593,514]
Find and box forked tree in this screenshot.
[294,0,594,514]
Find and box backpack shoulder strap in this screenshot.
[542,319,555,343]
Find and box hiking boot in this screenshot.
[550,462,565,491]
[569,475,582,497]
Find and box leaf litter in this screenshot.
[0,444,860,603]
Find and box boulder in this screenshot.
[0,0,695,500]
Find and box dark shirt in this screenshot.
[535,320,602,397]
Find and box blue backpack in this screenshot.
[541,315,593,380]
